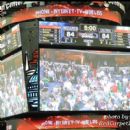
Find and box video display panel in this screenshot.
[40,48,130,111]
[0,24,21,57]
[39,21,130,48]
[0,52,28,118]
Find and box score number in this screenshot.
[65,31,77,38]
[100,33,111,39]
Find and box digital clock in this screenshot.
[80,24,97,32]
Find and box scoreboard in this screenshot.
[0,24,21,57]
[1,20,130,119]
[39,21,130,48]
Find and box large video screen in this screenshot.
[40,48,130,111]
[0,24,21,57]
[0,52,28,118]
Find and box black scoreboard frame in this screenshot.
[1,20,130,120]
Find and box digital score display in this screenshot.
[39,21,130,48]
[39,22,71,44]
[0,24,21,57]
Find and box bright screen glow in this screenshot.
[40,48,130,111]
[0,52,28,118]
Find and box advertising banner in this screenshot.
[6,115,118,130]
[20,21,39,111]
[0,4,121,28]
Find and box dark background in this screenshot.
[120,1,130,26]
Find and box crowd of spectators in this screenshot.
[0,53,28,118]
[40,50,130,111]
